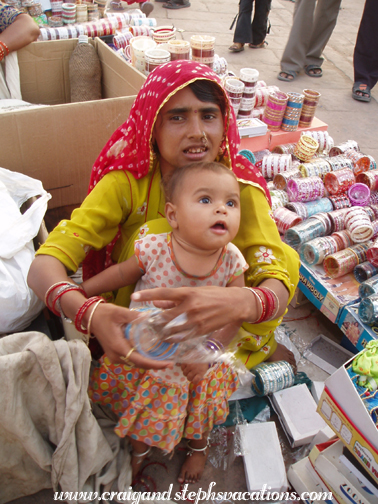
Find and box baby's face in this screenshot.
[172,169,241,250]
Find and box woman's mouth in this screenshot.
[184,146,208,154]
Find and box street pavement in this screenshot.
[9,0,373,502]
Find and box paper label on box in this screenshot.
[330,412,342,433]
[321,293,339,321]
[340,425,352,444]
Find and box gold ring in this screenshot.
[120,347,136,366]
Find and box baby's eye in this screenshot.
[199,197,211,204]
[226,200,235,207]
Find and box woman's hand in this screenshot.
[131,286,251,336]
[86,302,174,370]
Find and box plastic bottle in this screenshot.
[124,308,223,363]
[69,35,102,103]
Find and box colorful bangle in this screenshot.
[75,296,104,334]
[52,284,87,316]
[0,40,10,56]
[255,287,276,321]
[45,281,73,315]
[205,338,224,352]
[259,287,280,321]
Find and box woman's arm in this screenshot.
[0,13,40,52]
[82,255,142,298]
[27,255,172,369]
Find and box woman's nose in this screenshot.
[188,114,203,137]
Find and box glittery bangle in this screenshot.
[45,281,74,315]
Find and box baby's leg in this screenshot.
[177,436,209,483]
[128,437,151,480]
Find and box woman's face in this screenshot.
[152,86,225,178]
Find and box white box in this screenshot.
[238,422,288,493]
[271,384,327,447]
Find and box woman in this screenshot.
[229,0,271,53]
[28,59,299,478]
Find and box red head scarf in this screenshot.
[84,60,270,279]
[89,60,269,199]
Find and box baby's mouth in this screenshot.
[212,222,226,230]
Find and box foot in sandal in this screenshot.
[277,70,297,82]
[228,42,244,53]
[177,438,209,483]
[352,82,371,102]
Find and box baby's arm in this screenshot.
[82,255,143,297]
[181,275,245,384]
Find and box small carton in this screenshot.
[238,422,288,493]
[271,383,327,447]
[338,303,378,352]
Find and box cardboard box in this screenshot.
[303,334,354,375]
[287,457,335,504]
[310,439,378,504]
[338,303,378,352]
[298,262,360,324]
[240,116,328,153]
[0,38,146,209]
[317,354,378,486]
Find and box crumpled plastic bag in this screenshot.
[0,167,51,334]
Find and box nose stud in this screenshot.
[201,131,208,147]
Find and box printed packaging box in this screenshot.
[338,303,378,352]
[317,353,378,486]
[0,38,146,210]
[298,263,360,324]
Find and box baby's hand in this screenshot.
[180,362,209,384]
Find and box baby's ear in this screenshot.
[165,202,178,228]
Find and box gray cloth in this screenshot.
[0,331,114,504]
[280,0,342,73]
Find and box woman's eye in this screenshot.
[170,115,184,122]
[199,197,211,204]
[203,114,216,120]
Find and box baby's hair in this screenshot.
[162,162,238,203]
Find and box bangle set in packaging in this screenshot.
[323,243,370,278]
[359,294,378,325]
[355,262,378,283]
[299,158,332,179]
[348,183,371,207]
[298,89,321,128]
[281,92,304,132]
[294,135,319,162]
[323,168,355,196]
[345,207,374,243]
[356,170,378,192]
[344,148,371,175]
[273,168,302,190]
[299,235,340,265]
[329,194,351,210]
[284,216,330,249]
[262,91,289,131]
[261,154,292,178]
[287,176,325,202]
[273,207,303,234]
[329,140,360,157]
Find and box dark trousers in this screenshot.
[233,0,271,46]
[353,0,378,89]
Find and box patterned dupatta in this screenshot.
[83,60,270,279]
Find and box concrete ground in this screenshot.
[8,0,373,502]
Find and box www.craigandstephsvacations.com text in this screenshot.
[54,483,333,503]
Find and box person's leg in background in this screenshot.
[250,0,271,48]
[162,0,190,10]
[229,0,254,52]
[278,0,317,81]
[352,0,378,102]
[304,0,341,77]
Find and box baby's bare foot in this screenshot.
[177,439,209,483]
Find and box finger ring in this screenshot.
[120,347,136,366]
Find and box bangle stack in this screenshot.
[0,40,10,62]
[45,281,105,342]
[205,338,224,352]
[243,286,280,323]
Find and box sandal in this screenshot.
[228,43,244,53]
[277,70,297,82]
[305,65,323,78]
[352,82,371,103]
[249,41,268,49]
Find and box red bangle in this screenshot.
[0,40,10,55]
[52,284,87,317]
[45,281,72,315]
[255,287,275,321]
[75,296,104,334]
